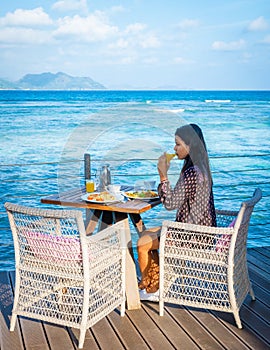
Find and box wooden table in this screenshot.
[41,185,161,310]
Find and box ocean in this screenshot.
[0,90,269,271]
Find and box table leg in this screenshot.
[85,210,114,234]
[85,209,102,235]
[129,213,146,236]
[99,211,114,231]
[114,212,135,260]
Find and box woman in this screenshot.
[137,123,216,297]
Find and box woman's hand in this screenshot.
[158,152,169,182]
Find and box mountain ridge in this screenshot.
[0,72,106,90]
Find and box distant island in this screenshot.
[0,72,106,90]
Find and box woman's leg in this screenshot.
[137,227,160,290]
[146,250,160,293]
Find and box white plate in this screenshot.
[81,192,123,204]
[123,190,159,201]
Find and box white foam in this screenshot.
[153,108,185,113]
[205,99,231,103]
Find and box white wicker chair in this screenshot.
[5,202,126,349]
[159,188,262,328]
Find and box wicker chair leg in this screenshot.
[159,300,164,316]
[120,300,125,317]
[78,328,87,349]
[249,284,256,301]
[10,313,17,331]
[234,311,242,329]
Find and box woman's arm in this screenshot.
[157,152,169,182]
[158,166,200,210]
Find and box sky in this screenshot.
[0,0,269,90]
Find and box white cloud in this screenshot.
[143,57,158,64]
[248,16,268,31]
[54,12,118,41]
[120,56,137,64]
[0,7,53,27]
[212,39,245,51]
[105,53,138,65]
[124,24,160,49]
[108,38,129,49]
[52,0,88,12]
[140,34,160,48]
[173,56,195,64]
[0,27,50,44]
[176,19,200,30]
[108,23,160,53]
[124,23,146,34]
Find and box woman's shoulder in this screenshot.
[183,165,205,181]
[184,165,202,175]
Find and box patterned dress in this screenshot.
[158,165,216,227]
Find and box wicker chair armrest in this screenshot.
[4,201,83,221]
[216,209,238,217]
[216,209,238,228]
[162,220,234,235]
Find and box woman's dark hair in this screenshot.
[175,124,213,185]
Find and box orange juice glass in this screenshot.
[166,153,176,162]
[86,180,95,192]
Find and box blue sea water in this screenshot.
[0,90,270,271]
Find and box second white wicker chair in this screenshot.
[5,202,127,349]
[159,188,262,328]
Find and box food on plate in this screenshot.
[166,153,176,162]
[125,190,158,199]
[87,191,116,202]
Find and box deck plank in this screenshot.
[247,252,270,274]
[255,247,270,260]
[187,307,251,350]
[140,301,199,349]
[126,306,176,349]
[248,265,269,291]
[91,316,128,349]
[165,305,225,350]
[69,328,99,349]
[9,272,50,350]
[241,304,269,346]
[107,308,150,349]
[43,322,75,349]
[244,297,270,323]
[251,283,270,308]
[0,247,270,350]
[0,271,24,350]
[249,249,270,265]
[210,308,269,350]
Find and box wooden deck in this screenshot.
[1,247,269,350]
